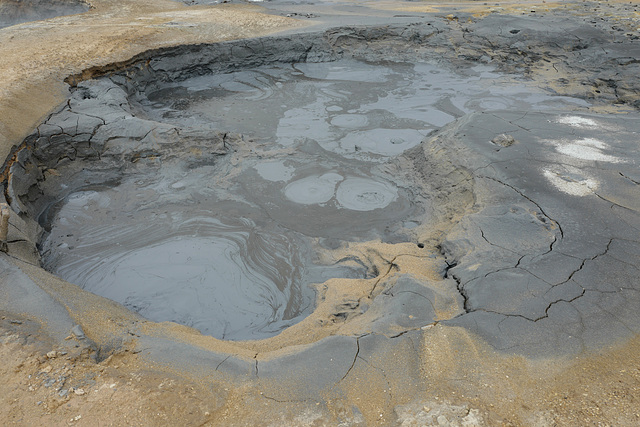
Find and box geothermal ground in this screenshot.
[2,0,640,425]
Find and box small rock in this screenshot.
[71,325,86,340]
[46,351,58,359]
[41,365,53,373]
[491,134,517,147]
[74,388,86,395]
[437,414,449,426]
[462,409,483,426]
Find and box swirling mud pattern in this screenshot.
[40,183,318,340]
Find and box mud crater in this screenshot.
[6,28,589,341]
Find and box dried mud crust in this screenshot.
[2,1,640,426]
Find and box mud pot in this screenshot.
[3,6,640,425]
[22,48,586,341]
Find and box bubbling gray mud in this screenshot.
[41,189,316,340]
[39,158,382,340]
[37,58,588,341]
[135,60,587,161]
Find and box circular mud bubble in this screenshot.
[339,128,426,156]
[284,172,343,205]
[330,114,369,129]
[335,178,398,211]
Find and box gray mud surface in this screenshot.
[33,58,589,340]
[8,17,636,353]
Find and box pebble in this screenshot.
[46,351,58,359]
[71,325,86,340]
[74,388,86,395]
[491,134,517,147]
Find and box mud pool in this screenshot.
[35,58,589,340]
[4,3,640,424]
[135,59,588,158]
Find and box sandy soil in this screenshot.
[3,321,640,426]
[0,329,220,426]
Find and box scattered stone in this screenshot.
[491,133,517,147]
[41,365,52,373]
[74,388,86,395]
[71,325,86,340]
[46,350,58,359]
[395,401,485,426]
[284,12,317,18]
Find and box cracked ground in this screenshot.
[2,0,640,425]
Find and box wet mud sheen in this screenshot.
[8,27,588,341]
